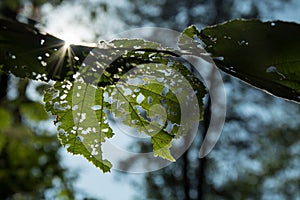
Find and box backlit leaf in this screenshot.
[198,19,300,103]
[0,19,207,171]
[44,81,113,172]
[0,18,94,81]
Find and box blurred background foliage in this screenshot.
[0,73,76,199]
[1,0,300,199]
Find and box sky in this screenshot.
[26,0,300,199]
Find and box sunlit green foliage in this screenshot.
[1,17,300,173]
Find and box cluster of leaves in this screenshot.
[42,38,206,172]
[0,18,299,172]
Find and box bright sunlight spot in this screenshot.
[61,31,82,47]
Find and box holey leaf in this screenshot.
[0,18,94,81]
[44,81,113,172]
[198,19,300,103]
[72,38,206,162]
[111,62,205,161]
[43,37,206,170]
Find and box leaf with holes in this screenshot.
[0,18,94,81]
[198,19,300,103]
[49,38,206,164]
[44,81,113,172]
[0,19,207,169]
[110,61,205,161]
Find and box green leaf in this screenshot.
[0,18,94,81]
[44,38,206,166]
[0,18,208,170]
[111,38,162,49]
[109,40,205,162]
[178,25,206,56]
[151,131,175,162]
[44,81,113,172]
[110,62,205,161]
[198,19,300,103]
